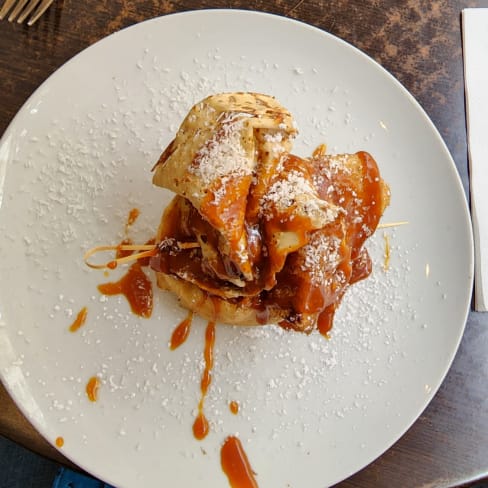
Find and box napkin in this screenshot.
[462,8,488,311]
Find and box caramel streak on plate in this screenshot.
[126,207,140,229]
[98,262,153,318]
[86,376,100,402]
[229,400,239,415]
[170,311,194,350]
[192,321,216,440]
[221,436,259,488]
[69,307,88,332]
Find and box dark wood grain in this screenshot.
[1,1,487,487]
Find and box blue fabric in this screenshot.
[0,435,115,488]
[0,435,58,488]
[52,468,115,488]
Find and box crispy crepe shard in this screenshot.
[150,92,390,333]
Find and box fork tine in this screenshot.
[7,0,30,21]
[15,0,40,23]
[26,0,53,25]
[0,0,17,19]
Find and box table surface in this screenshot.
[0,1,487,487]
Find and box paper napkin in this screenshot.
[463,8,488,311]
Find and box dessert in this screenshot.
[149,92,390,334]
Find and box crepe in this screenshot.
[150,97,390,332]
[152,92,298,283]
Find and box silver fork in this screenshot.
[0,0,54,26]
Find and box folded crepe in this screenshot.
[150,93,390,332]
[152,92,299,284]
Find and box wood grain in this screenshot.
[0,1,487,487]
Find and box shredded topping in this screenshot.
[300,233,342,286]
[261,170,314,214]
[260,169,339,225]
[190,113,252,185]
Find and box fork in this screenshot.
[0,0,54,26]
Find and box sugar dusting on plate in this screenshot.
[0,40,430,483]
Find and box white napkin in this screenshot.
[463,8,488,311]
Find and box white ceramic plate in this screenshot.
[0,10,473,488]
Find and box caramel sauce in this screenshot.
[192,321,215,440]
[86,376,100,402]
[116,237,134,259]
[202,166,252,251]
[254,304,270,325]
[170,311,193,350]
[229,400,239,415]
[152,150,386,334]
[55,436,64,448]
[350,248,372,285]
[98,262,153,318]
[317,305,335,338]
[221,436,259,488]
[192,411,210,440]
[69,307,88,333]
[126,207,140,229]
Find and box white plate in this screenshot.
[0,10,473,488]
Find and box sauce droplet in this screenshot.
[55,436,64,448]
[192,321,215,440]
[86,376,100,402]
[221,436,259,488]
[126,208,140,229]
[170,311,193,350]
[229,401,239,415]
[69,307,88,333]
[192,411,210,440]
[98,262,153,318]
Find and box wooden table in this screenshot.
[0,1,487,487]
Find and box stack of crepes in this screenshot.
[150,93,390,334]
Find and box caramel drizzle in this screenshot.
[170,311,194,350]
[229,400,239,415]
[192,321,216,440]
[69,307,88,332]
[98,262,153,318]
[86,376,100,402]
[221,436,259,488]
[126,208,140,230]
